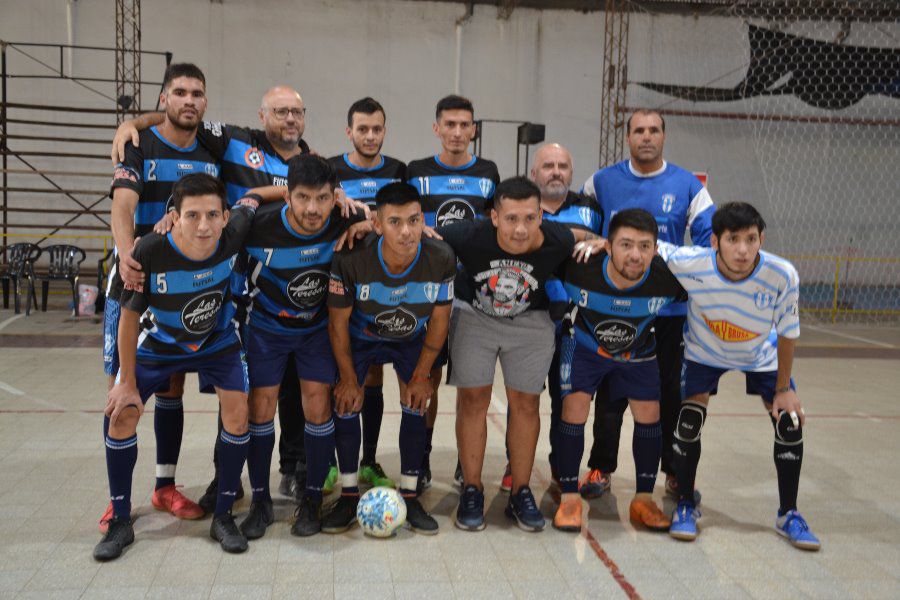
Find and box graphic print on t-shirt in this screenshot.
[474,260,538,317]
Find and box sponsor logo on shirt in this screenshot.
[113,165,139,184]
[244,148,265,169]
[436,199,476,226]
[181,290,223,335]
[702,315,761,342]
[374,307,418,338]
[328,277,345,296]
[287,270,328,308]
[593,320,637,353]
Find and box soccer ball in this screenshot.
[356,486,407,538]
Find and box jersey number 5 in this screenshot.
[156,273,167,294]
[579,289,588,307]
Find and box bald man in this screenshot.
[111,85,314,511]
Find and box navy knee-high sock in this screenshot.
[556,419,585,494]
[361,386,384,466]
[153,395,183,490]
[304,418,336,502]
[398,405,426,496]
[247,420,275,502]
[333,411,361,496]
[422,427,434,471]
[633,421,662,494]
[215,429,250,516]
[105,416,138,521]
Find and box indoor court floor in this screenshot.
[0,308,898,599]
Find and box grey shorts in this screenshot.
[448,301,556,394]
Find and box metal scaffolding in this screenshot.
[115,0,141,124]
[598,0,630,169]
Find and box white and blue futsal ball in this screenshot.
[356,486,407,538]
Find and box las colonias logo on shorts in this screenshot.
[702,315,760,342]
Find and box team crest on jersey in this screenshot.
[479,178,494,198]
[423,282,441,303]
[593,320,637,353]
[560,361,571,383]
[702,315,760,342]
[661,194,675,213]
[579,207,595,228]
[436,199,476,227]
[754,290,775,310]
[374,307,418,338]
[286,270,329,308]
[244,147,265,169]
[181,291,223,335]
[204,163,219,176]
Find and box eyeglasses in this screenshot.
[270,107,306,120]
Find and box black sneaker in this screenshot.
[278,473,297,499]
[93,516,134,561]
[453,460,464,488]
[239,499,274,540]
[321,495,359,534]
[404,497,438,535]
[505,486,545,532]
[199,476,245,515]
[291,494,322,537]
[416,468,432,495]
[454,485,486,531]
[294,463,308,502]
[210,513,248,553]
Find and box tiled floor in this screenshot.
[1,309,899,599]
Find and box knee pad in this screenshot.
[674,402,706,443]
[774,411,803,445]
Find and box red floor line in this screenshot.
[486,412,642,600]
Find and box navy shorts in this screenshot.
[351,336,426,386]
[245,325,337,388]
[559,335,660,401]
[102,297,120,376]
[680,360,796,404]
[133,349,249,403]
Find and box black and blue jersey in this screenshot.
[329,153,406,208]
[243,202,360,336]
[559,252,685,361]
[543,191,603,321]
[118,205,255,364]
[328,235,456,342]
[198,122,310,205]
[407,155,499,228]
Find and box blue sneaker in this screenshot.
[669,500,700,541]
[775,510,821,551]
[505,486,545,532]
[454,485,486,531]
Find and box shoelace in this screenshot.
[517,490,538,513]
[785,512,809,532]
[463,489,482,512]
[677,503,699,521]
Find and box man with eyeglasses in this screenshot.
[112,85,314,510]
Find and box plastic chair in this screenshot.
[0,243,40,315]
[36,244,86,316]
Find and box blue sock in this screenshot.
[556,419,585,494]
[215,429,250,516]
[333,411,361,496]
[104,416,138,521]
[633,421,662,494]
[398,405,426,496]
[247,420,275,502]
[422,427,434,471]
[361,386,384,466]
[304,418,335,502]
[153,395,183,490]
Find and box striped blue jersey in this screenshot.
[657,243,800,372]
[328,235,457,342]
[243,203,359,335]
[329,153,406,208]
[118,205,256,364]
[543,191,603,321]
[582,160,715,317]
[407,155,500,228]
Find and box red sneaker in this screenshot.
[500,463,512,493]
[151,485,205,519]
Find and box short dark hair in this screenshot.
[493,176,541,209]
[162,63,206,90]
[172,173,226,213]
[626,109,665,134]
[435,94,474,121]
[347,97,386,127]
[375,182,421,209]
[287,154,337,191]
[712,202,766,237]
[607,208,659,241]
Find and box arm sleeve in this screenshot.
[434,220,474,252]
[223,204,257,251]
[580,173,597,200]
[111,142,143,196]
[196,121,236,160]
[327,251,355,309]
[118,240,151,314]
[436,243,457,305]
[773,265,800,339]
[687,181,715,247]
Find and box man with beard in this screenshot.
[113,85,314,509]
[407,95,500,490]
[100,63,217,531]
[580,109,714,501]
[328,97,406,491]
[553,209,685,533]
